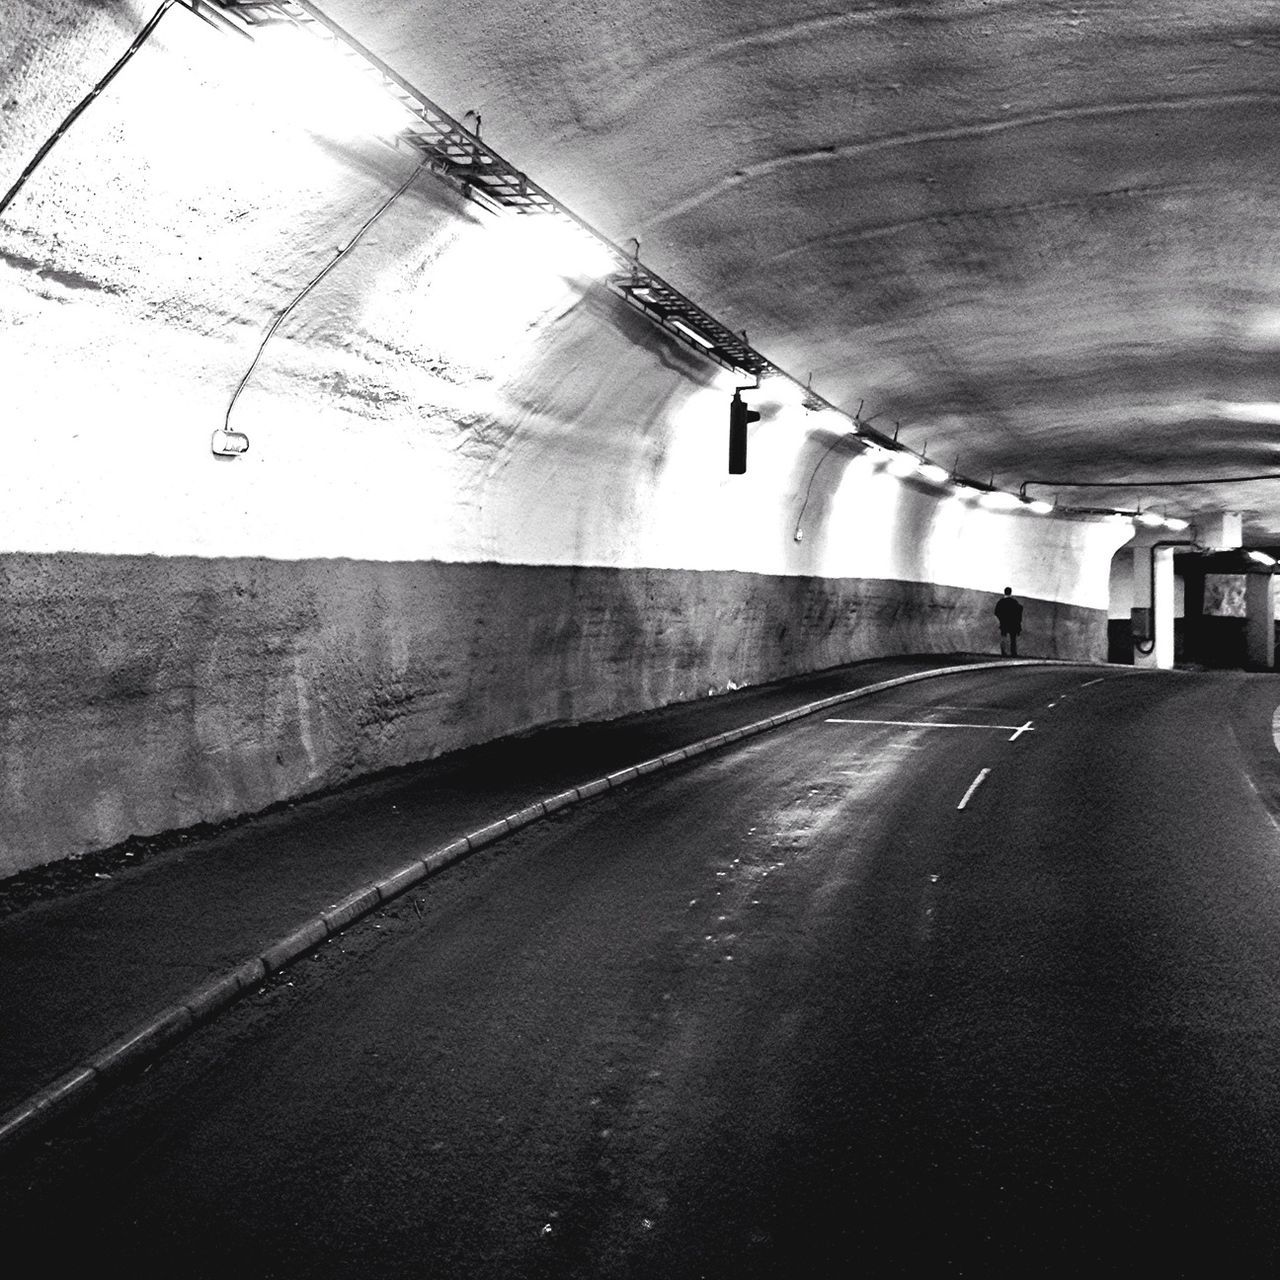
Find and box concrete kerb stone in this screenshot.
[0,1066,98,1148]
[90,1006,195,1082]
[424,838,470,874]
[0,656,1101,1156]
[184,959,267,1025]
[321,886,383,935]
[375,860,428,901]
[506,803,546,830]
[541,789,578,815]
[466,818,513,850]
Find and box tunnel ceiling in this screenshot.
[331,2,1279,531]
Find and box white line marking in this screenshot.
[1047,701,1058,708]
[1080,677,1106,688]
[957,768,991,810]
[1008,720,1035,741]
[825,717,1034,733]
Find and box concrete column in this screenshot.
[1246,573,1276,670]
[1153,546,1175,670]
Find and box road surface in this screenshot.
[6,665,1280,1276]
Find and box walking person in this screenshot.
[995,587,1023,657]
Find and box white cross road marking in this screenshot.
[957,768,992,810]
[824,717,1035,734]
[1008,720,1035,741]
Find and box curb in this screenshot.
[0,657,1107,1154]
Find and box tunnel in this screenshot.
[4,2,1280,1274]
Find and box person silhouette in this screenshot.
[995,587,1023,657]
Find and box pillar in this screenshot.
[1246,573,1276,670]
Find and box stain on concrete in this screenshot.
[0,248,115,294]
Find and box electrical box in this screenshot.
[1130,606,1152,642]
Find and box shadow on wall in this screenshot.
[784,428,864,561]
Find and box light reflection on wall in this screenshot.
[361,213,613,385]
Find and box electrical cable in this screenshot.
[0,0,178,220]
[793,432,859,540]
[223,155,429,432]
[1133,538,1199,656]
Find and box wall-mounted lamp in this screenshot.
[211,428,251,458]
[729,389,760,474]
[885,452,920,478]
[978,489,1022,511]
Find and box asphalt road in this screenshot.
[7,665,1280,1277]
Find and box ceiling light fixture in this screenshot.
[885,453,921,478]
[978,490,1023,511]
[669,319,716,350]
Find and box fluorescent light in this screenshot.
[669,318,715,349]
[918,463,951,485]
[1217,401,1280,425]
[1135,510,1164,527]
[523,216,618,279]
[978,489,1022,510]
[257,27,416,141]
[1025,498,1054,515]
[1163,515,1190,531]
[886,453,920,478]
[1248,550,1276,566]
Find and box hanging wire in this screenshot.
[223,155,430,431]
[793,432,860,540]
[0,1,178,220]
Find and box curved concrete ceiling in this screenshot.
[321,0,1280,536]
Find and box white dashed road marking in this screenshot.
[957,769,991,810]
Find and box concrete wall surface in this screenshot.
[0,3,1128,872]
[1,553,1105,874]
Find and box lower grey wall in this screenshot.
[0,553,1105,875]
